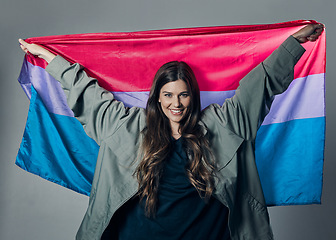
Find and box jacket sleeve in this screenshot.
[203,36,305,141]
[45,56,140,145]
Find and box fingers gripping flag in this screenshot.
[17,20,326,205]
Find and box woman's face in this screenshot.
[158,79,191,129]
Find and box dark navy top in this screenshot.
[103,138,230,240]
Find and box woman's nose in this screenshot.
[173,96,181,107]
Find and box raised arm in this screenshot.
[18,39,143,145]
[202,23,324,141]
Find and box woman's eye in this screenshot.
[180,93,189,98]
[164,93,172,97]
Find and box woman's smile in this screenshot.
[170,108,183,115]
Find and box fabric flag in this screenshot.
[16,20,326,206]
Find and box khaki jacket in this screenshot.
[46,36,305,240]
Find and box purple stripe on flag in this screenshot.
[18,58,33,98]
[262,73,325,125]
[19,60,74,117]
[113,92,149,108]
[200,91,236,109]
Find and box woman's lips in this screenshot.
[170,109,183,115]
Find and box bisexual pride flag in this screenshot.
[17,20,326,206]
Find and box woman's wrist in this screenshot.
[40,50,56,63]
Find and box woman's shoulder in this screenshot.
[114,105,146,126]
[201,103,224,120]
[200,103,225,130]
[200,103,243,139]
[103,105,146,141]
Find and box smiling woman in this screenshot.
[17,23,324,240]
[136,60,216,223]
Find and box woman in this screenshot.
[19,23,323,240]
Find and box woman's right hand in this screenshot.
[19,39,56,63]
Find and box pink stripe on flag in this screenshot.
[24,20,325,92]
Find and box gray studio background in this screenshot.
[1,0,335,239]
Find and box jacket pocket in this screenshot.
[244,192,267,214]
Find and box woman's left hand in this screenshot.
[292,23,324,43]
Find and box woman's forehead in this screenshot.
[160,79,189,92]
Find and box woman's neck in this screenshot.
[172,132,181,140]
[170,122,181,140]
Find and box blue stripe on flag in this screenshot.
[16,86,99,195]
[255,117,325,205]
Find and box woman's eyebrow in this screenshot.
[161,91,189,95]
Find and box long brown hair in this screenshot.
[135,61,216,217]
